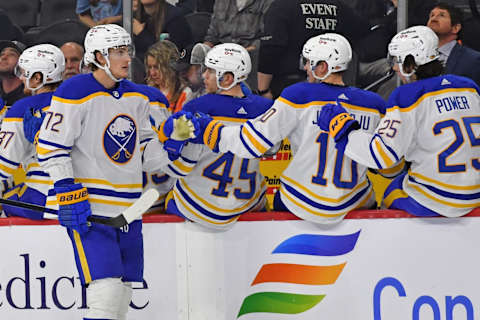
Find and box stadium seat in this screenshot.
[39,0,77,26]
[0,0,40,30]
[183,11,211,44]
[25,19,88,47]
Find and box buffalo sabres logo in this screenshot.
[103,115,137,164]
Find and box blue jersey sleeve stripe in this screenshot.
[86,188,142,199]
[245,121,274,147]
[0,155,20,166]
[180,155,197,164]
[0,172,9,179]
[369,137,383,169]
[167,164,187,177]
[37,139,72,150]
[26,171,49,177]
[38,153,69,162]
[239,129,261,157]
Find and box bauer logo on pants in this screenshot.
[103,114,137,164]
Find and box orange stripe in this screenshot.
[252,262,346,286]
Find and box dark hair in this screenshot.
[415,59,444,80]
[89,0,118,6]
[432,2,464,39]
[134,0,166,41]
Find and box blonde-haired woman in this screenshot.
[145,40,193,112]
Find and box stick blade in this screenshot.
[121,188,160,225]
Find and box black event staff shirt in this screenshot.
[259,0,370,77]
[0,82,25,107]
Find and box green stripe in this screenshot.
[237,292,325,317]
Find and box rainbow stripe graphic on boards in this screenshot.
[237,231,361,317]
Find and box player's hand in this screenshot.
[190,112,224,152]
[158,111,198,142]
[317,103,359,143]
[54,179,91,235]
[23,108,45,144]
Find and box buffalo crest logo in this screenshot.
[103,114,137,164]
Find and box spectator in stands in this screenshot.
[427,2,480,86]
[145,40,193,112]
[133,0,193,61]
[257,0,371,99]
[203,0,275,91]
[60,42,84,80]
[76,0,122,28]
[0,41,26,106]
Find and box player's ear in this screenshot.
[32,72,43,86]
[221,72,234,87]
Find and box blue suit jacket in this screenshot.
[446,43,480,86]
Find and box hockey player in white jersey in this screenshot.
[36,24,188,320]
[318,26,480,217]
[187,34,386,224]
[162,43,271,229]
[0,44,65,219]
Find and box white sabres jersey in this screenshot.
[166,93,273,229]
[0,92,53,196]
[37,74,170,218]
[137,84,175,212]
[218,82,386,224]
[347,75,480,217]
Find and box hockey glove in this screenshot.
[317,103,360,144]
[23,108,45,144]
[54,179,92,235]
[190,112,224,152]
[158,111,198,142]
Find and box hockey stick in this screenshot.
[0,188,160,228]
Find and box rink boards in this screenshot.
[0,209,480,320]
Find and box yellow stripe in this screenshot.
[25,178,53,185]
[374,139,394,167]
[204,121,223,150]
[278,97,334,109]
[3,118,22,122]
[212,116,247,123]
[123,92,149,101]
[242,126,268,154]
[279,187,348,218]
[173,189,240,225]
[386,87,477,113]
[88,197,134,207]
[383,189,408,208]
[341,102,382,115]
[52,92,110,104]
[149,101,168,109]
[3,185,21,199]
[179,179,266,213]
[378,159,405,176]
[17,184,28,197]
[76,178,142,189]
[46,199,57,206]
[409,182,480,208]
[0,163,16,175]
[172,159,193,173]
[281,175,368,203]
[73,230,92,284]
[36,145,57,155]
[410,171,480,190]
[157,120,168,143]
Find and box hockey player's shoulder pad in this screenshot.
[5,92,53,119]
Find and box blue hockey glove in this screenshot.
[190,112,224,152]
[157,110,198,143]
[23,108,45,144]
[54,179,91,235]
[317,103,360,144]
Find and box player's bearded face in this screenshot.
[108,46,131,79]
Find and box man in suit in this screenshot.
[427,2,480,86]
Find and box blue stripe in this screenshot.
[408,176,480,200]
[87,188,142,199]
[369,136,384,169]
[38,154,69,162]
[375,134,399,162]
[282,180,370,211]
[0,172,9,179]
[176,181,243,221]
[245,121,273,147]
[0,155,19,166]
[180,155,197,164]
[38,139,72,150]
[273,231,361,256]
[167,164,186,177]
[239,129,260,158]
[26,171,49,177]
[140,138,152,144]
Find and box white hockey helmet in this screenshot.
[15,43,65,92]
[204,43,251,90]
[83,24,133,82]
[388,25,439,77]
[302,33,352,81]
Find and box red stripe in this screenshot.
[1,208,479,226]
